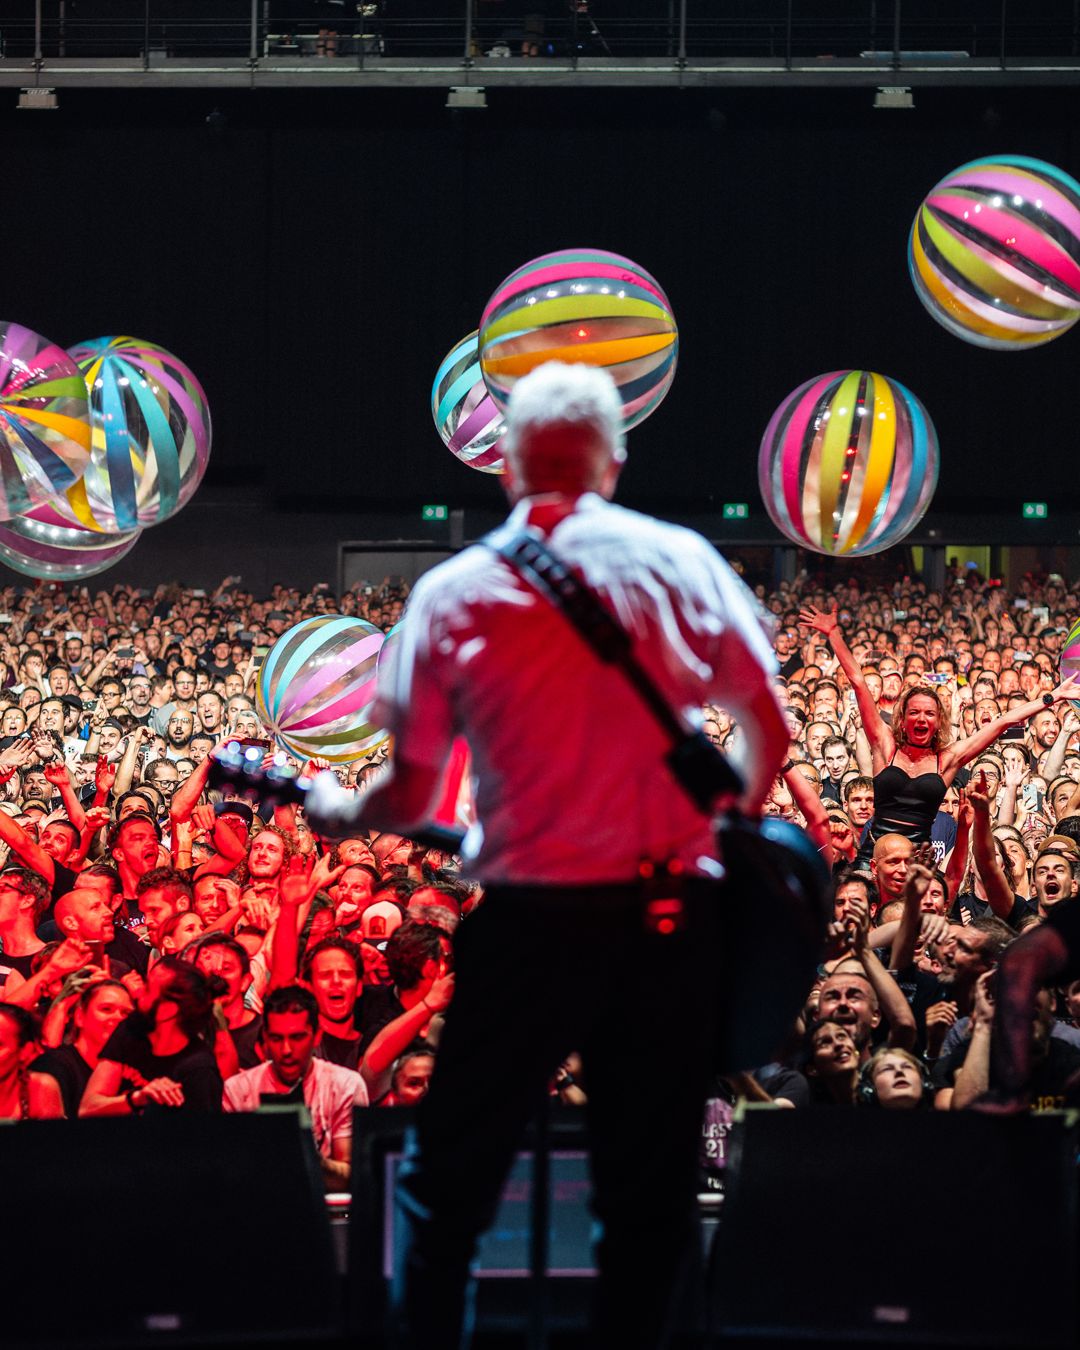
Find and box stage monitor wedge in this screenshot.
[713,1107,1077,1348]
[5,1110,341,1348]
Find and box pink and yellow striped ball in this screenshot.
[909,155,1080,350]
[478,247,677,429]
[758,370,939,557]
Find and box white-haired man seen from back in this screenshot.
[307,359,788,1349]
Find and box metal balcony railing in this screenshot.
[0,2,1078,72]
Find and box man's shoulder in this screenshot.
[224,1060,274,1101]
[310,1057,368,1106]
[310,1057,364,1090]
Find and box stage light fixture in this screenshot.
[446,86,487,110]
[873,86,914,110]
[17,87,58,110]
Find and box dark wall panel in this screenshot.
[2,82,1079,541]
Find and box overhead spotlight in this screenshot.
[17,87,57,110]
[873,86,914,110]
[446,86,487,110]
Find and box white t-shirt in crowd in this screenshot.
[222,1057,369,1157]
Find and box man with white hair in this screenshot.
[308,360,787,1349]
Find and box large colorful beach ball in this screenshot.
[758,370,939,556]
[0,502,140,581]
[432,332,506,473]
[63,336,211,533]
[256,615,388,764]
[478,248,678,429]
[0,322,92,521]
[1060,618,1080,685]
[909,155,1080,350]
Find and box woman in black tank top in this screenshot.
[799,603,1080,845]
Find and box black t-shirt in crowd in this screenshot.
[100,1013,222,1112]
[49,862,78,907]
[316,1029,362,1071]
[933,1033,1080,1111]
[357,985,405,1056]
[32,1043,92,1118]
[0,947,40,980]
[229,1014,263,1070]
[950,889,1036,930]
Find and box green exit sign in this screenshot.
[723,502,749,520]
[422,504,448,522]
[1022,501,1048,519]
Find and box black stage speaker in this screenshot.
[6,1110,340,1347]
[713,1108,1077,1348]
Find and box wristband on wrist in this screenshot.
[126,1089,144,1114]
[1043,693,1055,707]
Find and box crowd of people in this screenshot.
[0,562,1077,1186]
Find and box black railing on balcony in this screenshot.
[0,2,1078,68]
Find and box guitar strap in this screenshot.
[485,523,744,814]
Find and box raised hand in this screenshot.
[30,730,59,764]
[797,603,839,638]
[83,805,111,833]
[310,853,347,894]
[191,803,217,836]
[1049,673,1080,705]
[43,761,70,787]
[423,972,455,1014]
[967,771,992,817]
[95,755,117,797]
[44,937,94,980]
[924,999,958,1059]
[239,890,276,932]
[971,968,996,1029]
[0,738,34,774]
[918,913,950,948]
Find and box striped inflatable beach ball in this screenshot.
[256,615,388,764]
[478,248,677,430]
[758,370,939,557]
[909,155,1080,350]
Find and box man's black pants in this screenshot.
[393,878,721,1349]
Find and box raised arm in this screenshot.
[43,761,87,834]
[69,805,111,870]
[852,912,917,1051]
[951,972,995,1110]
[782,763,832,861]
[967,780,1016,921]
[169,738,227,825]
[798,604,888,757]
[1040,707,1077,784]
[0,800,55,883]
[360,973,454,1099]
[889,844,935,973]
[944,675,1080,777]
[995,760,1024,829]
[81,643,121,692]
[113,725,148,799]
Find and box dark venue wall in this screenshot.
[2,82,1079,583]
